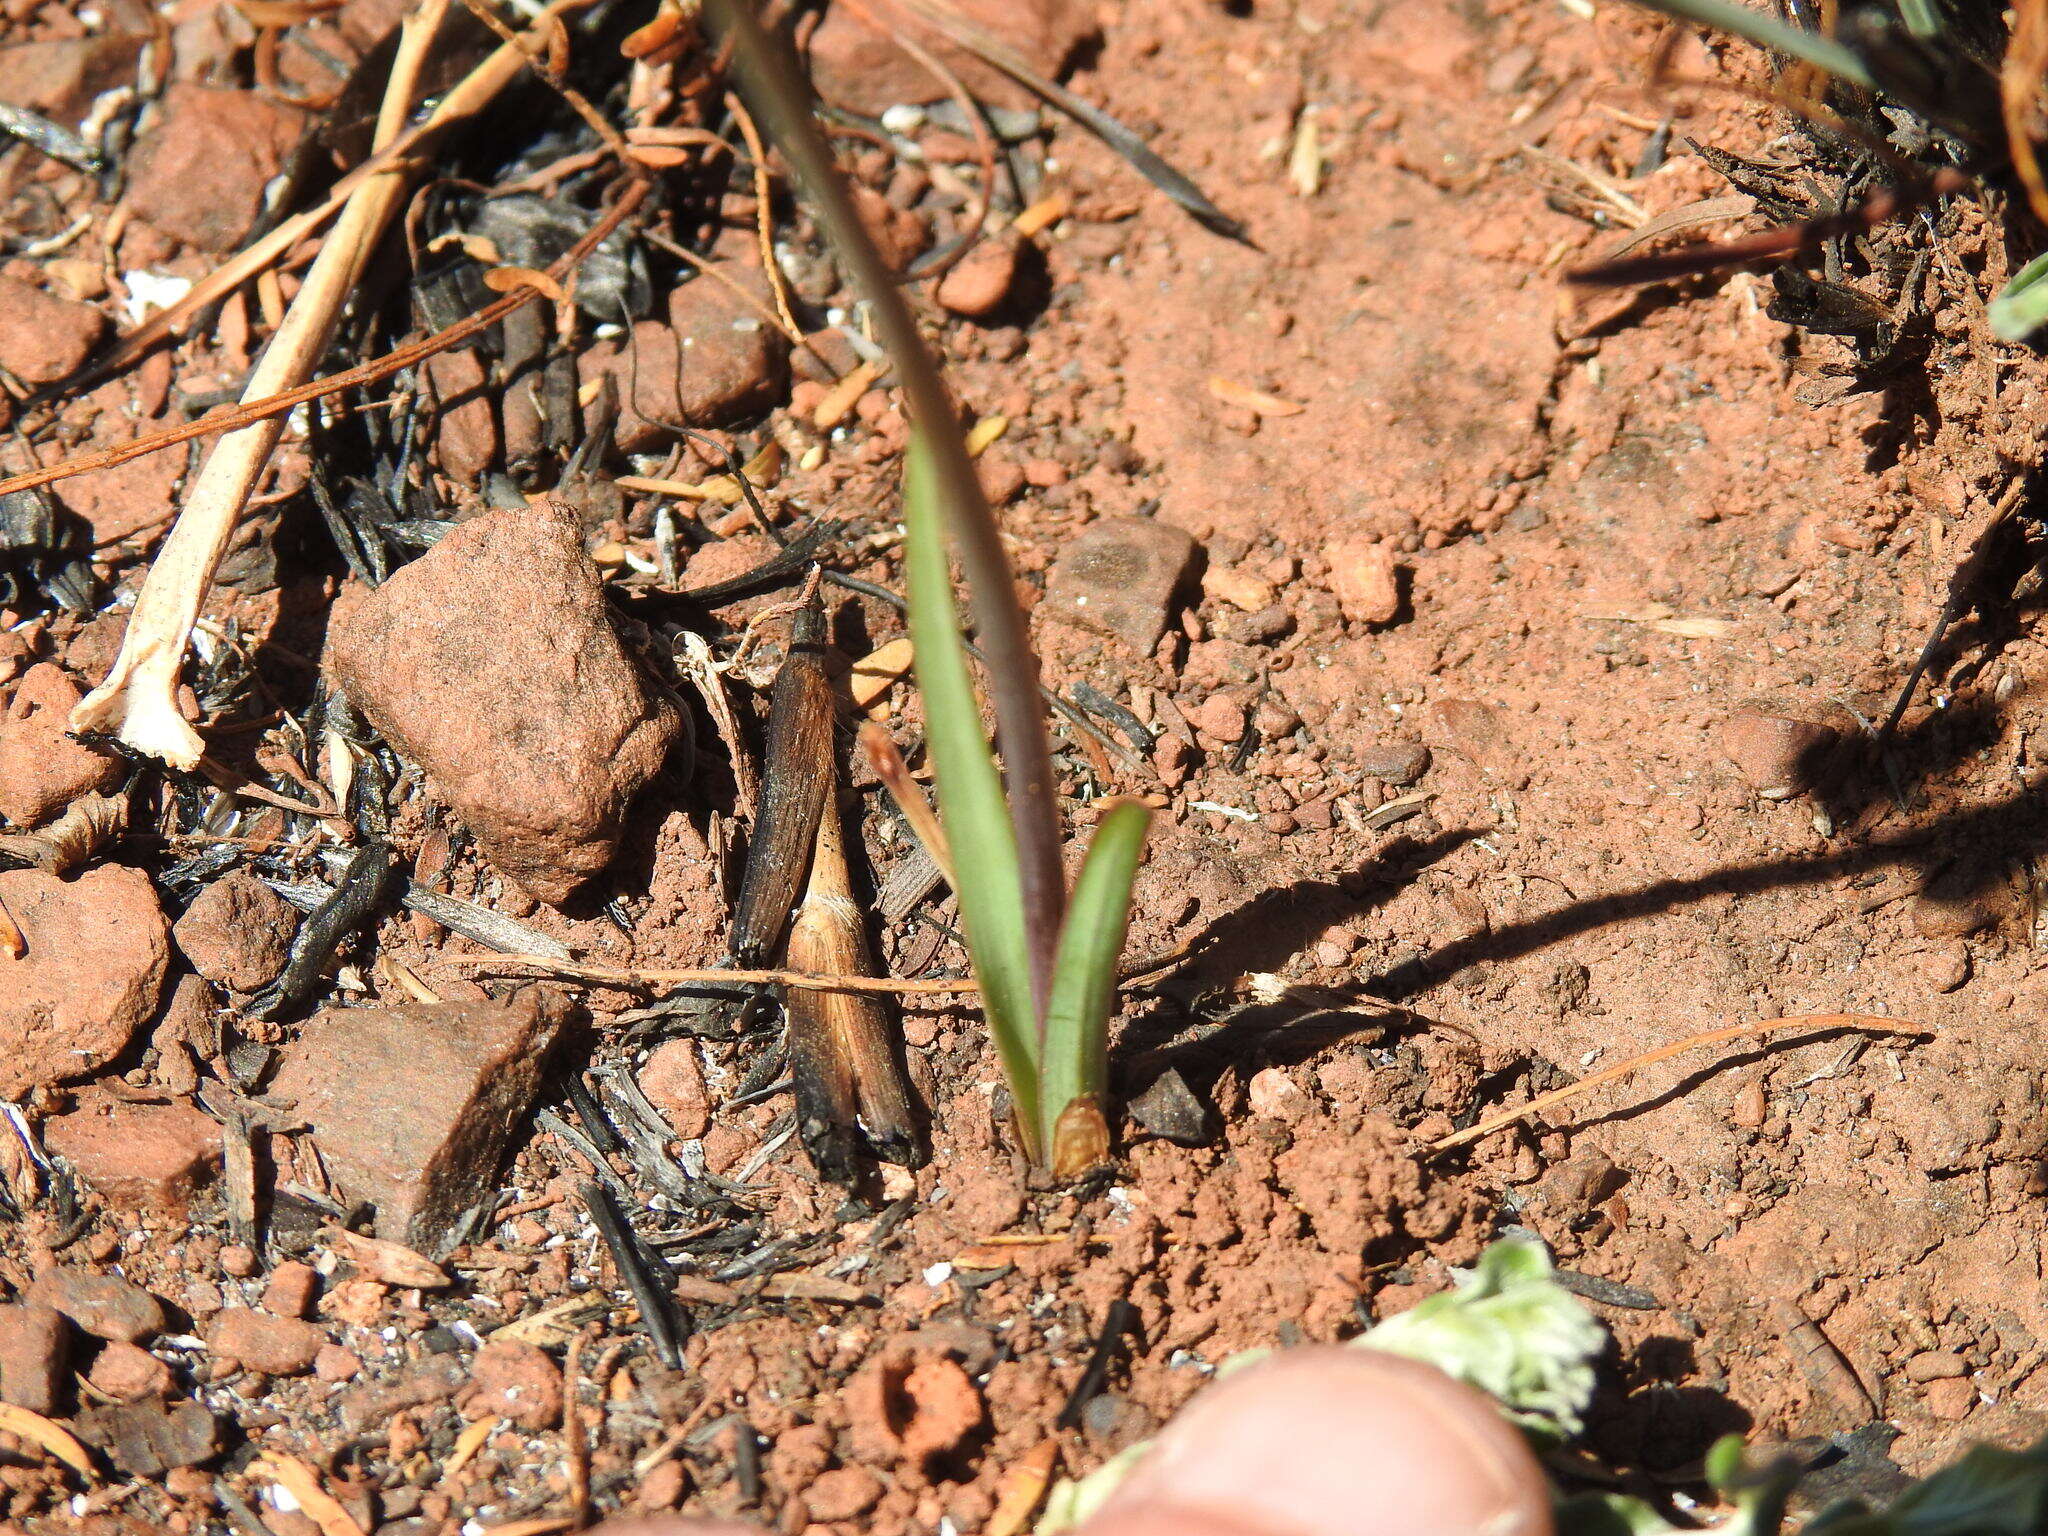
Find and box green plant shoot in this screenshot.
[704,0,1151,1177]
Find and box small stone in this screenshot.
[75,1399,221,1477]
[88,1341,175,1402]
[1922,943,1971,993]
[1924,1376,1976,1421]
[206,1309,325,1375]
[807,1466,884,1522]
[459,1339,563,1430]
[1911,863,2008,940]
[424,347,498,482]
[0,867,169,1094]
[1126,1067,1211,1146]
[1905,1350,1968,1383]
[1313,940,1352,968]
[1187,695,1245,746]
[1718,707,1835,800]
[42,1098,223,1214]
[579,267,788,453]
[0,33,148,125]
[25,1270,164,1343]
[852,185,929,272]
[977,454,1027,505]
[1246,1066,1308,1120]
[1202,565,1279,613]
[0,663,120,827]
[218,1245,258,1279]
[326,501,680,905]
[935,236,1020,319]
[124,84,305,252]
[313,1344,362,1383]
[0,276,106,386]
[0,1304,69,1414]
[1043,516,1200,653]
[171,868,299,992]
[639,1040,710,1141]
[52,447,186,548]
[260,1261,320,1320]
[270,994,565,1252]
[1327,539,1403,626]
[634,1458,689,1511]
[1355,738,1431,785]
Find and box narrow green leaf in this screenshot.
[902,433,1042,1150]
[1618,0,1875,89]
[1990,252,2048,342]
[1037,799,1150,1152]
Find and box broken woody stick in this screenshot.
[67,0,565,767]
[784,758,924,1179]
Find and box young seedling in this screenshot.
[705,0,1150,1178]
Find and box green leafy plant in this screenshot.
[703,0,1150,1177]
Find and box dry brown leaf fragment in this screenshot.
[481,266,569,304]
[323,1225,452,1288]
[848,638,916,709]
[986,1437,1061,1536]
[0,1403,94,1478]
[444,1414,496,1476]
[1206,375,1304,416]
[251,1454,366,1536]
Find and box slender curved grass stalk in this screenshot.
[705,0,1148,1176]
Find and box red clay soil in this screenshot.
[2,0,2048,1530]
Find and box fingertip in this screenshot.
[1086,1346,1553,1536]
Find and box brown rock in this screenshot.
[579,267,789,453]
[313,1344,361,1383]
[0,33,147,125]
[1328,539,1403,626]
[25,1270,164,1343]
[1718,707,1836,800]
[206,1308,325,1376]
[171,868,298,992]
[1911,863,2009,940]
[325,501,680,905]
[935,236,1020,319]
[1924,1376,1977,1421]
[124,84,305,252]
[0,663,120,827]
[1187,694,1245,746]
[639,1040,710,1141]
[42,1098,223,1214]
[806,1466,884,1522]
[270,994,565,1252]
[75,1399,221,1476]
[1043,516,1200,652]
[0,866,169,1094]
[804,0,1095,115]
[87,1341,175,1402]
[852,186,929,273]
[0,277,106,386]
[1356,738,1431,785]
[424,347,498,481]
[1905,1350,1968,1383]
[458,1339,563,1430]
[0,1303,69,1414]
[259,1261,320,1320]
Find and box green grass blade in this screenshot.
[902,433,1042,1151]
[1037,799,1150,1155]
[1618,0,1876,89]
[1991,252,2048,341]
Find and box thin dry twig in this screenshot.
[70,0,455,767]
[0,185,644,503]
[438,953,981,995]
[724,91,802,338]
[1431,1013,1927,1152]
